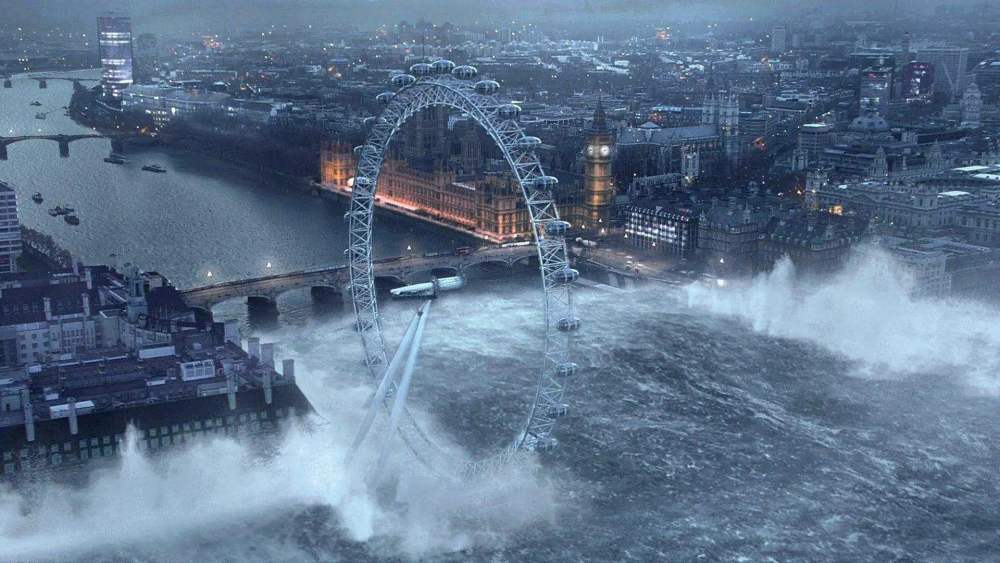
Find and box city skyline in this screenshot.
[1,1,999,560]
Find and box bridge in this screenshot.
[0,133,133,160]
[179,245,537,312]
[1,74,100,89]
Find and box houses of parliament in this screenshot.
[320,105,614,242]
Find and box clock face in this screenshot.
[586,145,595,156]
[599,145,611,157]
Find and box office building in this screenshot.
[902,62,935,100]
[97,14,134,101]
[915,47,969,100]
[771,26,787,54]
[860,66,893,117]
[0,183,20,275]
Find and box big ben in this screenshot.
[583,100,614,235]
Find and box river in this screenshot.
[0,70,473,324]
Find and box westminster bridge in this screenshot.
[179,245,537,313]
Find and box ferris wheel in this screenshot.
[347,60,580,476]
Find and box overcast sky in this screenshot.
[0,0,972,34]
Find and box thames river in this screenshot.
[0,71,472,323]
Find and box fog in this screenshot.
[686,249,1000,390]
[0,319,558,561]
[0,0,973,34]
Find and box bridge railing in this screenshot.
[179,246,535,295]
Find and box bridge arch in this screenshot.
[0,134,123,160]
[348,64,578,474]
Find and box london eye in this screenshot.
[347,60,580,476]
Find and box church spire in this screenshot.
[591,98,608,133]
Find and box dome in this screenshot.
[849,111,889,133]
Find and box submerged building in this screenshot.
[0,263,313,479]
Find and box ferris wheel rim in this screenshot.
[347,73,577,476]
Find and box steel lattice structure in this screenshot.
[347,61,580,476]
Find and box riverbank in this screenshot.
[316,183,506,244]
[19,226,74,271]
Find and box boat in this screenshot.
[64,215,80,226]
[61,205,75,213]
[142,164,167,173]
[31,193,43,204]
[104,154,126,164]
[48,206,69,216]
[30,101,42,106]
[34,112,46,120]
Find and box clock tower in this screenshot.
[583,100,614,234]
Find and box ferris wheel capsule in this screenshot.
[497,104,521,120]
[525,175,559,190]
[375,91,394,104]
[545,220,571,236]
[545,403,570,418]
[474,79,500,95]
[354,176,373,190]
[551,268,579,284]
[554,362,578,378]
[513,136,542,150]
[452,65,478,79]
[534,436,559,450]
[391,73,417,88]
[410,63,433,77]
[557,316,581,331]
[431,59,456,74]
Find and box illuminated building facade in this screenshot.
[624,199,698,256]
[320,141,532,242]
[860,66,893,117]
[582,101,615,234]
[902,62,935,100]
[915,47,969,100]
[320,141,354,190]
[97,14,134,102]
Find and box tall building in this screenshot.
[97,14,134,101]
[960,79,982,129]
[798,123,833,161]
[0,182,20,274]
[702,92,740,166]
[319,141,354,189]
[860,66,893,117]
[915,47,969,100]
[771,25,787,54]
[902,61,935,100]
[582,101,615,233]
